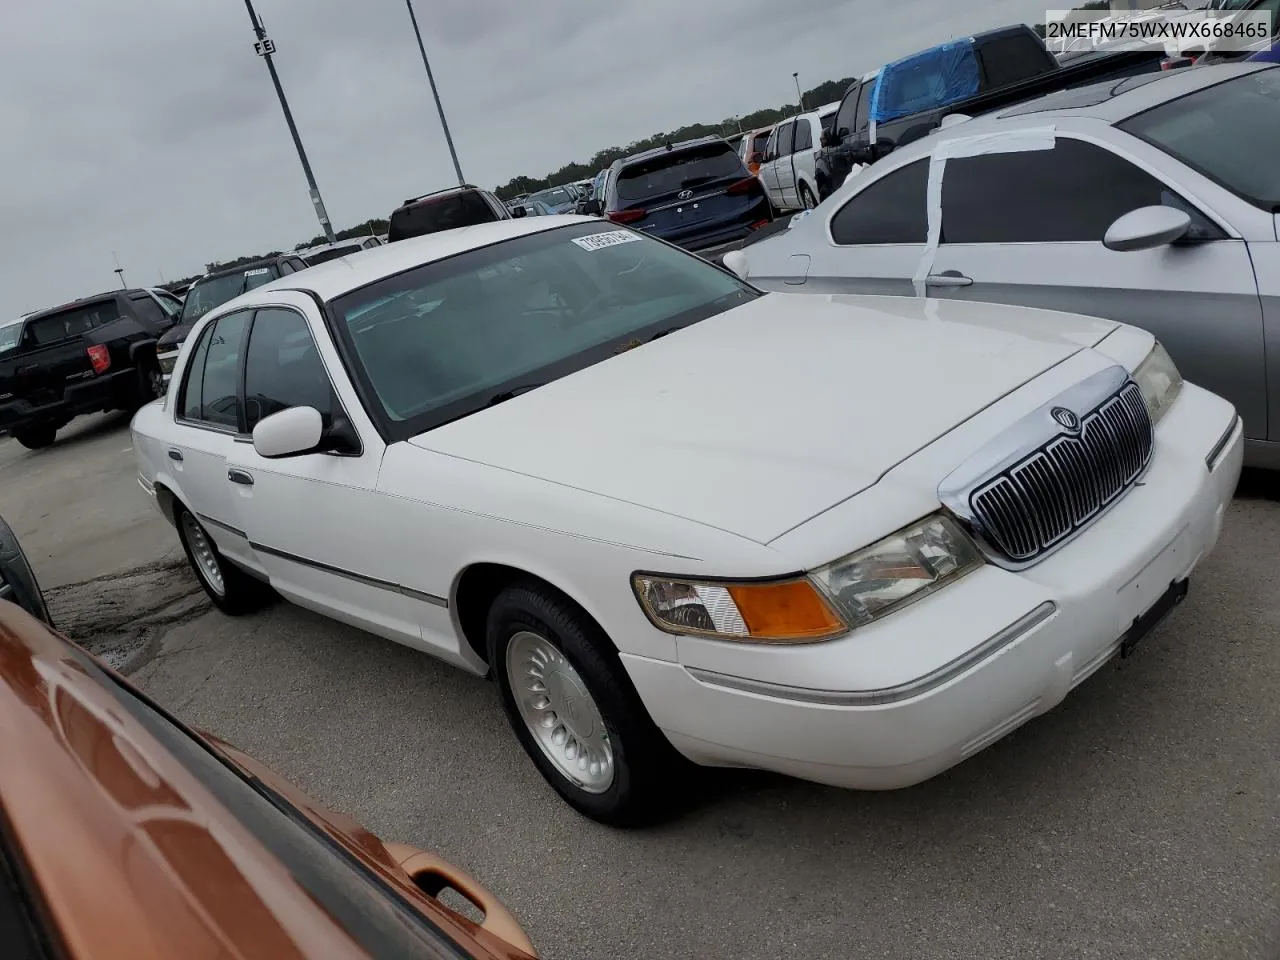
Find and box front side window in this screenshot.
[855,79,875,132]
[1118,68,1280,210]
[834,84,860,137]
[179,311,249,428]
[830,158,929,245]
[329,222,757,438]
[129,294,169,329]
[243,308,336,432]
[940,137,1221,243]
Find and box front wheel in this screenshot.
[487,582,689,826]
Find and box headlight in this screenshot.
[632,514,984,644]
[632,574,847,643]
[157,350,178,375]
[1133,340,1182,425]
[810,514,984,628]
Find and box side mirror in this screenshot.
[384,842,538,958]
[0,515,52,626]
[510,205,527,218]
[722,250,750,281]
[582,198,603,216]
[253,406,323,458]
[1103,205,1192,252]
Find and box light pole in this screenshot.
[793,72,805,111]
[404,0,465,185]
[241,0,336,243]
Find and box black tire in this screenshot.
[487,581,691,826]
[174,505,274,615]
[799,182,818,210]
[13,425,56,450]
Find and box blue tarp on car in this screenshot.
[870,37,981,123]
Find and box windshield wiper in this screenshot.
[485,383,544,407]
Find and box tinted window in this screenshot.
[615,144,744,204]
[22,301,119,347]
[152,292,184,317]
[830,158,929,245]
[855,80,874,131]
[179,324,213,421]
[243,309,335,431]
[387,192,498,241]
[976,34,1052,88]
[278,260,295,275]
[794,120,813,152]
[940,138,1217,243]
[774,122,795,157]
[329,222,756,437]
[130,294,169,329]
[834,84,860,137]
[1118,68,1280,210]
[181,269,277,324]
[751,131,771,153]
[0,321,22,355]
[304,244,365,266]
[191,311,249,429]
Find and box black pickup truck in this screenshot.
[816,24,1167,198]
[0,290,179,449]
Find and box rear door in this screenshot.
[926,135,1267,442]
[787,118,819,208]
[800,157,930,296]
[614,142,759,246]
[759,122,793,206]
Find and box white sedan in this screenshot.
[132,215,1242,825]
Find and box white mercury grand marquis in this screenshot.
[131,215,1243,825]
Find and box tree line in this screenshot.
[163,76,856,291]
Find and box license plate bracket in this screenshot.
[1119,578,1189,659]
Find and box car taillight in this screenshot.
[726,177,761,195]
[607,208,647,224]
[86,344,111,375]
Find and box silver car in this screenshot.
[733,63,1280,469]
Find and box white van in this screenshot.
[756,101,840,212]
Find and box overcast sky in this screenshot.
[0,0,1050,317]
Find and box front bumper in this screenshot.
[621,384,1243,790]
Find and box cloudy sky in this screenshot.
[0,0,1050,318]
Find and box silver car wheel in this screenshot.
[506,630,615,794]
[181,513,225,597]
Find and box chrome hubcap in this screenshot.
[182,513,225,597]
[506,631,614,793]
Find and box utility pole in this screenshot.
[404,0,466,185]
[793,72,805,111]
[112,252,127,289]
[241,0,336,243]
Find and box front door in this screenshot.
[223,306,427,650]
[925,136,1267,441]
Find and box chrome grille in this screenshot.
[970,382,1152,563]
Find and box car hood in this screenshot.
[409,293,1116,544]
[157,321,196,348]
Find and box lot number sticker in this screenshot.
[571,230,641,252]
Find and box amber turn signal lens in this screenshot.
[724,581,846,642]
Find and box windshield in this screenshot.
[530,187,575,207]
[1118,68,1280,210]
[387,192,497,241]
[0,320,22,354]
[180,268,278,323]
[328,222,758,438]
[615,144,743,204]
[304,244,364,266]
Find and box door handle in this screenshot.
[227,468,254,486]
[925,271,973,288]
[167,448,183,462]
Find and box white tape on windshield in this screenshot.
[911,126,1056,298]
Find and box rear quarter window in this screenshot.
[615,144,745,205]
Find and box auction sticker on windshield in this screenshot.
[245,268,270,276]
[571,230,642,251]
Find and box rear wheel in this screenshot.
[487,582,691,826]
[799,182,818,210]
[175,506,274,615]
[13,425,56,450]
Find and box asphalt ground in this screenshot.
[1,414,1277,959]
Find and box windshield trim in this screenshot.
[320,222,761,445]
[1116,67,1280,212]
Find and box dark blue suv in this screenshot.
[591,138,773,257]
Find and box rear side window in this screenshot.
[22,301,119,347]
[615,144,744,205]
[976,34,1053,88]
[940,138,1222,243]
[830,158,929,245]
[387,192,498,241]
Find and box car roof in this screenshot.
[396,184,483,208]
[620,136,730,166]
[254,215,597,303]
[875,61,1270,168]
